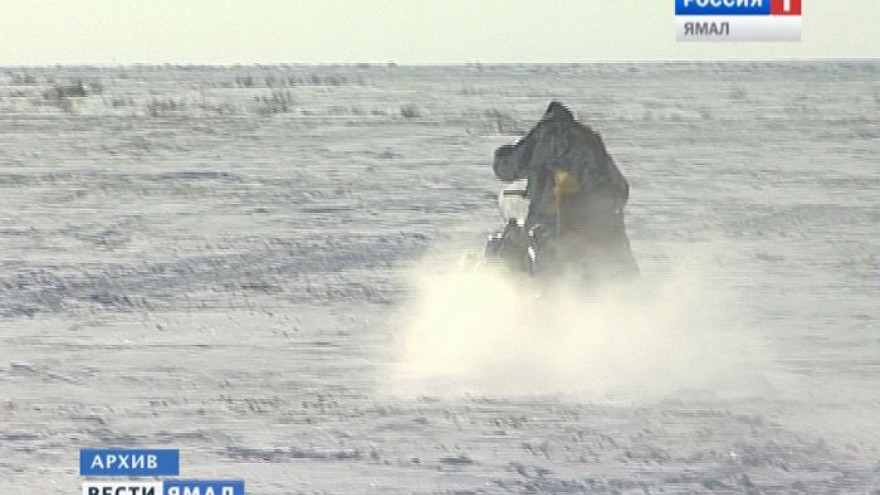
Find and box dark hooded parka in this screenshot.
[492,102,637,280]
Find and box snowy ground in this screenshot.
[0,63,878,494]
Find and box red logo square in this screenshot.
[771,0,802,15]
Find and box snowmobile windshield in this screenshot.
[498,180,530,222]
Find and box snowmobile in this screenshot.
[482,181,544,276]
[483,175,638,282]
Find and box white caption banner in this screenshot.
[82,481,164,495]
[677,16,801,42]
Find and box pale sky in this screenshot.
[1,0,877,64]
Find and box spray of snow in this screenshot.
[388,247,773,400]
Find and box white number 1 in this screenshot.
[783,0,791,12]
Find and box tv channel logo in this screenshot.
[163,480,245,495]
[676,0,802,42]
[81,480,244,495]
[80,448,244,495]
[82,481,163,495]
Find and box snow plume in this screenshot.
[388,248,772,401]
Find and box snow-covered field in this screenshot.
[1,63,878,494]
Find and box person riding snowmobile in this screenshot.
[490,102,637,281]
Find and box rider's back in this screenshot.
[492,102,638,281]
